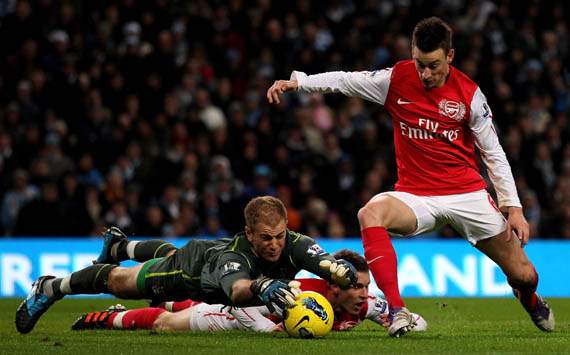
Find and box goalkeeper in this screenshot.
[16,196,358,334]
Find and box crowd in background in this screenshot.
[0,0,568,239]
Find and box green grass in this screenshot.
[1,298,569,354]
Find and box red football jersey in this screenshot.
[385,60,484,195]
[293,61,520,207]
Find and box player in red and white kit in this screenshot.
[71,250,427,333]
[267,17,554,337]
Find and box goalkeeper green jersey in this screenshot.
[140,230,336,305]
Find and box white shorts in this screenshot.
[188,303,241,331]
[382,189,507,245]
[188,303,275,332]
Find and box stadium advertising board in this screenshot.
[0,239,568,297]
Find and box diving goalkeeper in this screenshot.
[16,196,357,334]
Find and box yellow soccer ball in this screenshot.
[283,291,334,338]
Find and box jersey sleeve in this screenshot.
[229,306,277,332]
[364,295,389,326]
[288,231,337,282]
[292,68,392,105]
[216,252,254,300]
[469,87,522,210]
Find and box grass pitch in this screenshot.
[1,298,568,354]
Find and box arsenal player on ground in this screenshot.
[267,16,554,337]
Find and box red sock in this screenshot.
[362,226,405,309]
[107,312,119,328]
[108,308,166,329]
[509,268,539,312]
[160,299,198,312]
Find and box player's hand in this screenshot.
[506,207,530,247]
[379,314,390,329]
[266,80,298,104]
[319,259,358,289]
[287,280,302,298]
[251,277,297,313]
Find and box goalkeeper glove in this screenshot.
[250,278,300,313]
[319,259,358,289]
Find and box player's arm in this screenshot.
[229,278,301,312]
[217,253,299,310]
[289,232,357,288]
[267,69,392,105]
[229,306,281,332]
[469,88,529,244]
[229,279,257,305]
[214,253,258,305]
[364,295,390,328]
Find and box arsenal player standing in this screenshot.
[266,16,554,337]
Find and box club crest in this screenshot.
[439,99,466,121]
[221,261,242,276]
[307,244,325,257]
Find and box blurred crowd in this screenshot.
[0,0,568,239]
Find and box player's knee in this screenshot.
[358,199,390,227]
[106,267,123,293]
[152,312,175,331]
[107,267,137,295]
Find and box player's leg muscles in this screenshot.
[358,194,417,233]
[474,230,537,287]
[475,230,541,313]
[153,308,192,331]
[106,264,145,298]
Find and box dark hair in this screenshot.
[333,249,368,272]
[244,196,287,229]
[412,17,453,53]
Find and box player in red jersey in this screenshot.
[291,250,426,332]
[71,250,427,333]
[267,17,554,337]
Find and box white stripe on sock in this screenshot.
[113,311,128,329]
[126,241,140,259]
[60,276,72,294]
[42,279,55,298]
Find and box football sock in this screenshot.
[509,268,539,312]
[43,278,66,299]
[108,308,166,329]
[68,264,118,294]
[362,226,405,309]
[113,240,176,262]
[110,240,130,262]
[159,300,198,312]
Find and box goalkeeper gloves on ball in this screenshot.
[250,278,301,313]
[319,259,358,289]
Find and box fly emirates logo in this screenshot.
[399,118,459,142]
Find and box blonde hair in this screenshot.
[244,196,287,229]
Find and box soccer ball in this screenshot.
[283,291,334,338]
